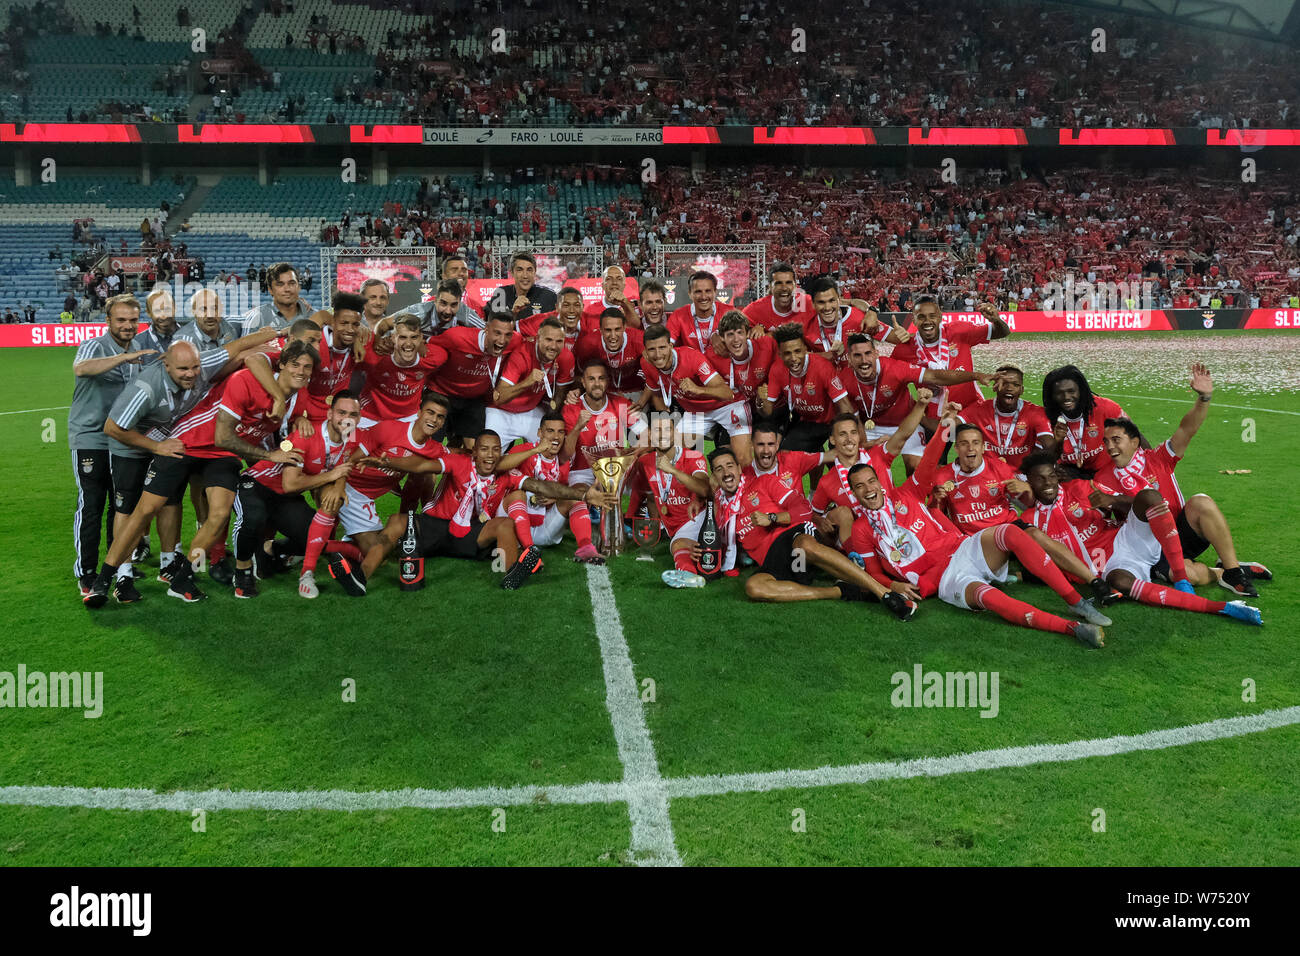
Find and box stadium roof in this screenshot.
[1052,0,1299,42]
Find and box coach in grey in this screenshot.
[69,294,153,592]
[239,262,315,334]
[177,288,241,352]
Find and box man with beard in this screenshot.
[427,310,522,447]
[743,263,815,333]
[666,270,725,356]
[240,262,315,334]
[177,288,241,352]
[1042,364,1129,477]
[757,324,852,454]
[136,288,179,365]
[575,308,646,403]
[957,365,1053,472]
[890,297,1009,421]
[636,279,668,329]
[487,317,574,446]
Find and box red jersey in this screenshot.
[890,320,992,415]
[563,393,634,471]
[708,336,777,406]
[427,326,521,399]
[811,446,897,517]
[802,307,873,363]
[359,341,448,421]
[742,294,815,333]
[842,356,926,428]
[348,417,446,500]
[493,342,576,413]
[170,368,303,460]
[303,327,358,421]
[933,453,1021,533]
[248,423,360,495]
[666,305,723,355]
[766,353,848,424]
[637,448,707,536]
[581,298,629,328]
[508,442,571,485]
[1092,438,1186,519]
[519,310,590,350]
[960,398,1052,471]
[640,346,729,413]
[845,434,962,595]
[574,329,645,394]
[1024,480,1118,573]
[715,475,799,565]
[744,449,822,523]
[424,450,524,522]
[1055,396,1127,474]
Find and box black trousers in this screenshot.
[72,448,114,577]
[232,476,314,562]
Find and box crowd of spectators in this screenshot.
[4,0,1300,128]
[308,162,1300,308]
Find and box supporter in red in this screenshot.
[575,308,645,401]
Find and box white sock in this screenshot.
[115,564,133,580]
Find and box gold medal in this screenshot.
[889,548,903,564]
[478,511,490,523]
[325,394,334,406]
[864,419,876,432]
[279,439,294,452]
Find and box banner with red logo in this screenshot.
[461,277,639,315]
[0,322,150,347]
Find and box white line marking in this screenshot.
[0,404,70,417]
[1109,394,1300,416]
[660,705,1300,799]
[584,563,681,866]
[1,707,1294,816]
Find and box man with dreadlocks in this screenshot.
[1042,364,1129,478]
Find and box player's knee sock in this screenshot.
[324,540,363,563]
[567,505,593,548]
[993,523,1083,605]
[302,511,337,574]
[972,583,1076,636]
[507,500,534,548]
[673,547,697,573]
[1146,506,1188,582]
[1130,579,1225,614]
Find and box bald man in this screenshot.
[582,265,641,329]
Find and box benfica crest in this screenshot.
[664,280,677,298]
[1201,310,1216,329]
[631,515,660,548]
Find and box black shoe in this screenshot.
[1217,560,1271,582]
[1218,567,1259,599]
[167,565,208,603]
[501,546,542,590]
[207,555,235,587]
[157,563,176,585]
[113,576,144,604]
[882,590,917,621]
[252,548,288,580]
[232,568,259,599]
[835,581,873,602]
[83,574,112,610]
[78,572,96,597]
[1089,577,1124,607]
[131,540,151,564]
[326,553,367,597]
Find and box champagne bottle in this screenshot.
[697,498,722,578]
[398,510,424,591]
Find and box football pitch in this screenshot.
[1,331,1297,866]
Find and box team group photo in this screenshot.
[1,0,1297,892]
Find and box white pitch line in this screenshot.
[0,707,1294,816]
[0,404,69,417]
[660,705,1300,800]
[584,563,682,867]
[1109,393,1300,416]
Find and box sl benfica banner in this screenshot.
[922,310,1176,333]
[1,322,150,347]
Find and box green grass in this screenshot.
[1,334,1297,865]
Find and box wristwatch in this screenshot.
[766,512,780,525]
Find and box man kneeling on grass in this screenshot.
[700,445,917,619]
